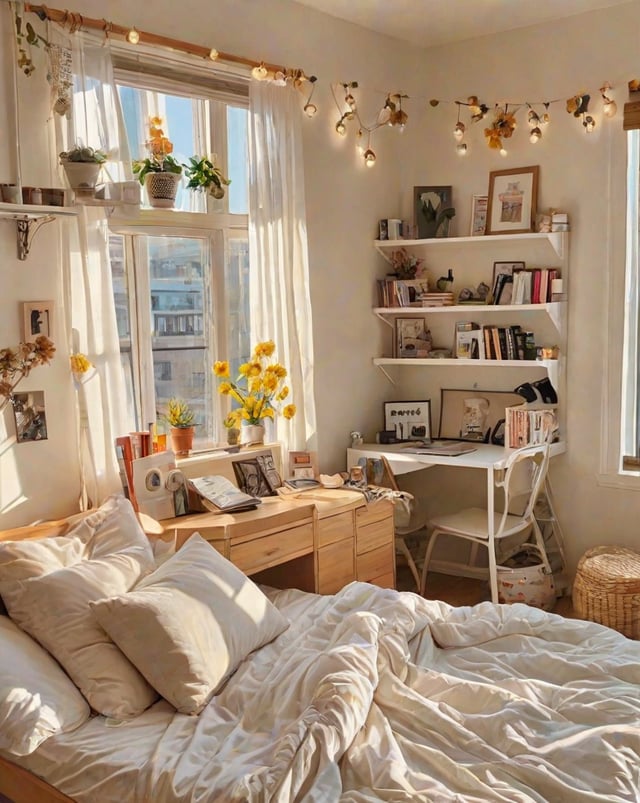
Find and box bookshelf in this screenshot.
[372,230,569,438]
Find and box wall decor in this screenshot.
[394,317,432,358]
[22,300,54,340]
[438,388,524,443]
[486,166,538,235]
[12,391,48,442]
[413,186,455,239]
[470,194,488,236]
[383,399,431,442]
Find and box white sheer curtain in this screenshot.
[54,35,134,507]
[247,81,317,454]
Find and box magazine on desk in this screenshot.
[402,440,478,457]
[188,475,262,513]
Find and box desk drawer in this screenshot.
[317,538,355,594]
[230,523,313,575]
[356,517,393,555]
[356,500,393,529]
[317,510,355,548]
[357,544,393,583]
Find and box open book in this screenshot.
[188,475,262,514]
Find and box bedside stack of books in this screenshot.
[504,405,559,448]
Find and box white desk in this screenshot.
[347,441,566,591]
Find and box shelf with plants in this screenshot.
[374,231,568,261]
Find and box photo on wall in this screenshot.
[12,391,48,442]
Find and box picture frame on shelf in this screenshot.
[491,261,525,304]
[470,194,488,236]
[22,300,54,340]
[486,165,539,235]
[394,317,432,358]
[413,185,454,239]
[383,399,431,442]
[438,388,524,443]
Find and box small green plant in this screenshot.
[132,154,183,184]
[163,398,195,428]
[184,156,231,199]
[59,146,108,164]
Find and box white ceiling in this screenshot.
[292,0,631,48]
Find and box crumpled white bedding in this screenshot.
[6,582,640,802]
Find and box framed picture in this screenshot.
[394,317,431,358]
[470,194,488,236]
[438,388,524,443]
[22,300,54,340]
[486,166,539,235]
[413,186,454,239]
[12,391,48,442]
[491,261,525,304]
[383,399,431,442]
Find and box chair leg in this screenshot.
[396,538,421,592]
[488,539,499,604]
[420,529,439,596]
[530,519,553,574]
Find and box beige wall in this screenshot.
[1,0,638,575]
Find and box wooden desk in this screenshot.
[160,489,395,594]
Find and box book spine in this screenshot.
[115,436,137,510]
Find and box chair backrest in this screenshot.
[494,442,550,532]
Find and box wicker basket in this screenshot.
[572,546,640,638]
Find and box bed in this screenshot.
[1,495,639,802]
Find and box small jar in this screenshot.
[31,188,43,205]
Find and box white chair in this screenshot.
[419,442,552,604]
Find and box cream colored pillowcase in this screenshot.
[0,616,90,756]
[91,533,290,714]
[0,496,159,719]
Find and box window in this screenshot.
[108,71,250,447]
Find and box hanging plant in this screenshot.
[14,9,49,76]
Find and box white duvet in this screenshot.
[9,582,640,802]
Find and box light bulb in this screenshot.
[126,27,140,45]
[303,102,317,118]
[456,143,468,155]
[584,115,596,133]
[355,130,365,154]
[453,121,465,140]
[364,148,376,167]
[500,147,508,157]
[603,99,617,118]
[251,63,268,80]
[527,110,540,127]
[529,126,542,143]
[541,112,550,125]
[335,119,347,136]
[345,93,356,109]
[208,48,219,61]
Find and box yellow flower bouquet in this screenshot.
[213,340,296,427]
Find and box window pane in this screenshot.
[108,234,138,427]
[227,106,248,215]
[148,236,212,442]
[226,237,251,376]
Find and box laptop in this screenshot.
[401,439,478,457]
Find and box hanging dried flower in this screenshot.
[484,107,516,149]
[0,336,55,411]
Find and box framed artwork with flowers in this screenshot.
[486,166,539,235]
[413,186,455,239]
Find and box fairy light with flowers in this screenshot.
[0,336,56,412]
[213,340,296,427]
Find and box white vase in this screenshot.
[62,162,102,194]
[144,172,181,208]
[240,423,265,446]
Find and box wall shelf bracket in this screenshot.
[16,215,54,260]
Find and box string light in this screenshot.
[303,75,318,117]
[456,143,468,155]
[126,27,140,44]
[600,83,617,118]
[335,115,347,136]
[453,102,466,139]
[584,115,596,133]
[355,128,365,154]
[529,126,542,144]
[251,62,268,80]
[364,147,376,167]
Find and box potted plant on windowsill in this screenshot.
[184,155,231,200]
[59,145,107,195]
[132,117,183,208]
[163,397,196,456]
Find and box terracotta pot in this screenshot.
[240,423,265,446]
[145,172,181,208]
[170,425,195,456]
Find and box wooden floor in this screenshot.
[396,564,577,618]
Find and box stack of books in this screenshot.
[504,405,558,448]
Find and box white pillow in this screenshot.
[0,616,90,756]
[91,533,290,714]
[0,496,159,719]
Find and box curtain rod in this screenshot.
[24,3,310,80]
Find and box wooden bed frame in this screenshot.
[0,513,165,803]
